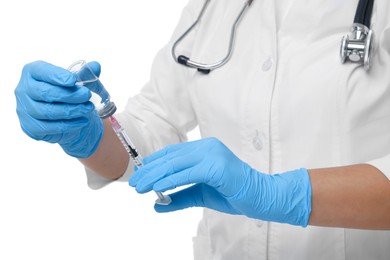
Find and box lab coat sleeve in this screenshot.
[367,156,390,181]
[85,0,202,189]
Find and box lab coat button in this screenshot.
[262,58,273,71]
[252,136,263,151]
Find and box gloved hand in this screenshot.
[15,60,104,158]
[130,137,312,227]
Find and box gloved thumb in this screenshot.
[154,184,238,215]
[154,184,204,213]
[87,61,101,77]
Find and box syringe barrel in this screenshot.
[109,115,172,206]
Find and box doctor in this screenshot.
[15,0,390,259]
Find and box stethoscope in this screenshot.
[340,0,375,71]
[172,0,375,74]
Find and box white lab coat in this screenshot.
[87,0,390,259]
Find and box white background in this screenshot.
[0,1,203,259]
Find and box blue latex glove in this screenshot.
[15,60,103,158]
[130,137,312,227]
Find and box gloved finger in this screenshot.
[130,155,189,193]
[154,184,206,212]
[130,149,200,191]
[131,138,221,190]
[152,165,209,192]
[142,138,209,165]
[19,117,91,143]
[154,184,238,215]
[26,81,92,104]
[26,61,77,87]
[142,141,191,165]
[20,98,95,120]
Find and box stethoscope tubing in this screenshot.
[172,0,253,73]
[354,0,374,27]
[173,0,374,73]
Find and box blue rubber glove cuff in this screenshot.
[230,167,312,227]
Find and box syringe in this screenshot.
[68,60,171,205]
[109,115,172,205]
